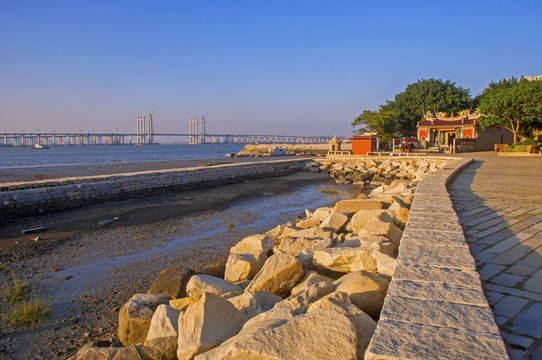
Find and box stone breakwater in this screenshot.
[69,156,507,360]
[0,159,308,221]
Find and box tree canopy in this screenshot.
[477,78,542,144]
[351,109,398,143]
[352,78,472,137]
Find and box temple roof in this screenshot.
[418,110,480,128]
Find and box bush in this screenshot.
[503,144,535,152]
[2,297,51,326]
[2,275,30,304]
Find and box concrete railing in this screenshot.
[0,159,308,221]
[366,158,509,359]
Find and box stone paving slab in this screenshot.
[387,280,488,306]
[366,319,508,360]
[397,244,476,270]
[398,229,469,247]
[381,295,498,333]
[393,263,482,287]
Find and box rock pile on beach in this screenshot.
[303,158,448,187]
[69,159,435,360]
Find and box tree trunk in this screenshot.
[513,130,518,145]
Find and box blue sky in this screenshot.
[1,1,540,136]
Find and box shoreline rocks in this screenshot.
[70,157,452,360]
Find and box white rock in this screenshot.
[313,246,377,273]
[145,304,181,342]
[186,275,243,298]
[177,292,246,360]
[334,271,389,320]
[319,211,349,232]
[224,252,267,283]
[194,308,357,360]
[245,251,304,298]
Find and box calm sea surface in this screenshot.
[0,144,245,168]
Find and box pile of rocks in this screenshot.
[70,159,437,360]
[303,158,448,187]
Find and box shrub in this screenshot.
[2,275,30,304]
[2,297,51,326]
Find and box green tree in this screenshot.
[477,78,542,144]
[353,78,472,137]
[388,78,472,135]
[351,108,399,143]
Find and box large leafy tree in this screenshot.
[353,78,472,137]
[388,78,472,135]
[477,78,542,144]
[351,108,399,143]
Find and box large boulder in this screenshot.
[277,237,315,257]
[177,292,246,360]
[359,219,403,244]
[227,291,283,319]
[318,211,349,232]
[334,271,389,320]
[144,304,181,360]
[308,291,377,359]
[245,251,304,298]
[309,207,333,223]
[201,263,226,278]
[194,308,357,360]
[229,234,274,255]
[118,294,171,346]
[145,304,181,342]
[186,275,243,298]
[346,209,392,233]
[333,199,384,214]
[224,252,267,283]
[148,267,194,299]
[313,246,377,273]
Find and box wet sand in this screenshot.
[0,170,360,359]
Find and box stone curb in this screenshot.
[0,159,308,221]
[366,157,510,360]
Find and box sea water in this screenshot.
[0,143,245,168]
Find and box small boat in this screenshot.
[32,143,49,149]
[269,146,286,156]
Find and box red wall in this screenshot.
[351,136,374,155]
[418,129,428,140]
[463,128,473,138]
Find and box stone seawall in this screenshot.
[0,159,308,221]
[365,157,509,360]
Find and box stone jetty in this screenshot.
[69,156,508,360]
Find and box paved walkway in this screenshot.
[449,152,542,360]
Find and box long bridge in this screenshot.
[1,115,338,147]
[0,131,335,147]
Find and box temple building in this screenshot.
[417,110,514,151]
